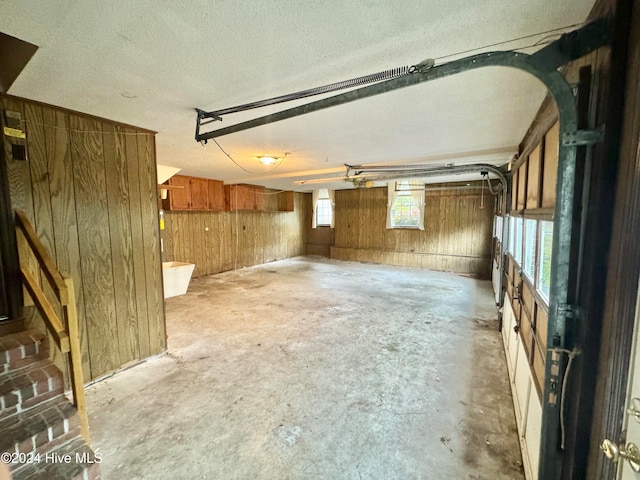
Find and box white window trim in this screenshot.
[312,189,335,229]
[386,181,425,230]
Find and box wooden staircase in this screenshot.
[0,328,100,479]
[0,210,100,479]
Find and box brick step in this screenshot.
[0,360,64,419]
[0,329,49,375]
[10,437,101,480]
[0,395,79,459]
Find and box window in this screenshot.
[312,188,334,228]
[513,217,523,265]
[391,195,421,228]
[523,219,538,281]
[537,221,553,301]
[387,181,425,230]
[316,198,332,226]
[507,215,513,254]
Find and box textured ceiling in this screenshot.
[1,0,594,191]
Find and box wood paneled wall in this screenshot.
[304,194,335,256]
[331,182,494,278]
[2,94,165,382]
[163,193,308,278]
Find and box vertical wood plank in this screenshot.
[24,102,68,378]
[3,97,38,313]
[138,134,165,353]
[44,106,92,382]
[138,134,167,355]
[527,145,542,209]
[517,160,527,210]
[103,125,139,365]
[70,114,119,378]
[124,128,151,360]
[542,122,560,208]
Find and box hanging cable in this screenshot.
[210,138,254,173]
[197,21,584,124]
[432,22,585,62]
[550,347,581,450]
[484,174,503,195]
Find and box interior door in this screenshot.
[603,285,640,478]
[620,294,640,479]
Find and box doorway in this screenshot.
[0,104,22,322]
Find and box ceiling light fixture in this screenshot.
[257,152,290,166]
[258,155,277,165]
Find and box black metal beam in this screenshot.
[195,18,610,144]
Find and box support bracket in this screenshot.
[562,126,605,146]
[557,303,581,320]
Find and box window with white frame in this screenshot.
[316,192,332,226]
[507,215,513,254]
[537,221,553,301]
[523,219,538,281]
[312,188,334,228]
[513,217,523,265]
[387,181,425,230]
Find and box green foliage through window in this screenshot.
[391,195,420,228]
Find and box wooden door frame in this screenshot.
[0,103,22,321]
[582,0,640,477]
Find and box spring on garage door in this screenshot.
[203,61,432,119]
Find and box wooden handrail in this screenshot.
[14,210,90,444]
[20,268,70,353]
[62,274,90,443]
[15,210,69,305]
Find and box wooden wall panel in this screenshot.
[164,193,307,278]
[526,145,541,209]
[21,103,70,379]
[542,122,559,208]
[511,170,518,212]
[517,160,527,210]
[2,97,38,312]
[43,106,91,381]
[331,182,494,277]
[536,307,548,352]
[532,343,545,396]
[3,95,165,381]
[521,282,535,319]
[103,125,139,365]
[304,194,335,257]
[138,134,165,353]
[70,115,119,376]
[124,128,150,361]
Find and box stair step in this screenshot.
[0,360,64,419]
[11,437,101,480]
[0,329,49,375]
[0,318,26,337]
[0,395,79,458]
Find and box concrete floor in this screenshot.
[86,256,524,480]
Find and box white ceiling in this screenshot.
[2,0,594,191]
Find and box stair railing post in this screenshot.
[61,273,90,444]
